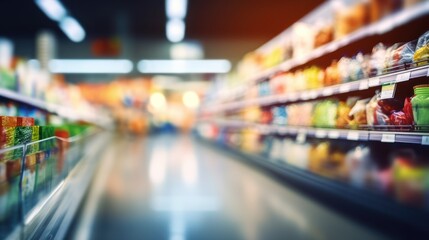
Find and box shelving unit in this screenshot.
[1,131,109,240]
[202,119,429,145]
[217,1,429,103]
[200,136,429,236]
[198,0,429,234]
[205,64,429,113]
[0,88,112,128]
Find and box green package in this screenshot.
[29,126,40,154]
[15,127,33,158]
[0,127,16,161]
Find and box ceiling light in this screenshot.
[49,59,133,73]
[35,0,67,21]
[137,60,231,74]
[166,0,188,19]
[166,19,185,43]
[59,16,85,42]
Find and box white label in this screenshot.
[326,43,337,53]
[289,94,298,101]
[322,87,334,96]
[315,130,327,138]
[309,90,318,99]
[339,84,351,93]
[359,80,369,90]
[277,95,288,103]
[395,72,411,83]
[368,78,380,87]
[328,130,340,139]
[278,126,288,135]
[380,84,396,100]
[301,92,310,100]
[296,132,306,144]
[381,134,395,143]
[347,131,360,141]
[421,136,429,145]
[427,68,429,77]
[376,20,393,34]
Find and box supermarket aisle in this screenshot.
[71,133,387,240]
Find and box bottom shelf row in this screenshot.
[196,124,429,224]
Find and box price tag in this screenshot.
[289,94,298,102]
[278,126,288,135]
[296,131,307,144]
[368,78,380,87]
[339,84,351,93]
[359,80,369,90]
[376,21,393,34]
[309,90,318,99]
[315,130,327,138]
[380,83,397,99]
[381,134,395,143]
[421,136,429,145]
[326,43,337,53]
[395,72,411,83]
[300,92,308,100]
[322,87,334,96]
[328,130,340,139]
[295,56,306,65]
[347,131,360,141]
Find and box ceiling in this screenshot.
[1,0,324,41]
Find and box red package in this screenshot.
[403,97,414,124]
[0,116,17,127]
[390,111,413,125]
[17,117,35,127]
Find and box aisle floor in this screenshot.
[71,133,387,240]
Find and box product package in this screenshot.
[414,30,429,65]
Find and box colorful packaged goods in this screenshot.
[414,30,429,65]
[385,41,417,68]
[348,98,370,128]
[370,43,387,76]
[336,98,358,128]
[324,60,341,86]
[411,84,429,126]
[392,149,429,206]
[312,100,338,128]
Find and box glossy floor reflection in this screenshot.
[73,133,387,240]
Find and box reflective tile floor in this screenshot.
[70,133,388,240]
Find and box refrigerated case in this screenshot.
[198,0,429,236]
[0,128,108,240]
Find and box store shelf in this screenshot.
[5,225,21,240]
[216,1,429,103]
[199,137,429,236]
[0,88,112,128]
[205,65,429,113]
[22,131,109,240]
[202,119,429,145]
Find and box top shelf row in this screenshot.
[222,1,429,100]
[0,88,112,128]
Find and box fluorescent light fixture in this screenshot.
[35,0,67,21]
[166,0,187,19]
[166,19,185,43]
[137,60,231,74]
[170,42,203,59]
[59,16,85,42]
[49,59,133,73]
